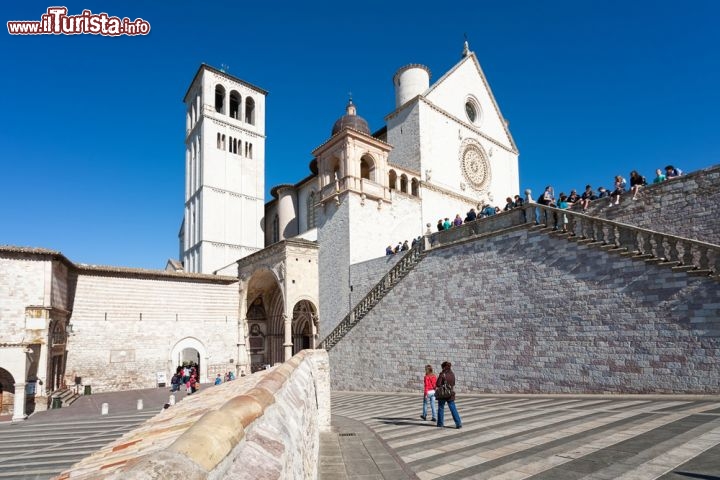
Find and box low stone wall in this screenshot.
[55,349,330,480]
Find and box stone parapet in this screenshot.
[55,349,330,480]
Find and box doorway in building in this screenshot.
[292,300,317,354]
[170,338,208,383]
[247,297,268,373]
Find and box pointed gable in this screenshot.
[423,53,516,152]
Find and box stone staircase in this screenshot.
[319,241,426,351]
[50,387,80,408]
[320,204,720,353]
[529,204,720,280]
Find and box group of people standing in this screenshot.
[171,364,199,395]
[421,361,462,429]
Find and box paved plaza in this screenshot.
[1,389,719,479]
[325,392,720,480]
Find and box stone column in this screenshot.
[12,382,26,422]
[283,314,293,361]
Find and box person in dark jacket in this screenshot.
[436,361,462,429]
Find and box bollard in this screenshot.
[137,399,143,410]
[101,403,109,415]
[169,394,175,406]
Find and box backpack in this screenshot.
[436,375,453,400]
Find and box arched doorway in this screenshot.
[244,269,285,372]
[247,296,269,373]
[170,338,208,383]
[292,300,317,354]
[48,320,67,392]
[0,368,15,416]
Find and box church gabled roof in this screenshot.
[422,47,517,153]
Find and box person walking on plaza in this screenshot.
[436,361,462,429]
[420,364,437,422]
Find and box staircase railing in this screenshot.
[528,203,720,276]
[319,240,426,351]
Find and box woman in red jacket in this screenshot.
[420,364,437,421]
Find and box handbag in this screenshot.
[436,375,453,400]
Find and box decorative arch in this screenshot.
[245,96,256,124]
[400,174,408,193]
[170,337,208,383]
[229,90,241,120]
[245,268,285,371]
[291,300,317,353]
[0,367,15,417]
[214,84,226,114]
[389,170,397,190]
[411,177,419,196]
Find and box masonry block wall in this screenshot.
[350,253,404,307]
[329,227,720,394]
[66,271,239,392]
[581,164,720,245]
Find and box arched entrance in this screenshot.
[170,338,208,383]
[292,300,317,354]
[244,269,285,372]
[0,368,15,416]
[48,320,68,392]
[247,296,269,373]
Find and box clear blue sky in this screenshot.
[2,1,719,269]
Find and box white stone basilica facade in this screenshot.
[0,44,518,419]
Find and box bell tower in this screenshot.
[180,65,267,275]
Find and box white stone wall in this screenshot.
[386,102,421,172]
[183,67,267,274]
[0,257,48,345]
[66,271,239,391]
[317,198,350,339]
[317,191,423,339]
[348,191,423,265]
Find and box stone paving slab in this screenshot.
[327,392,720,480]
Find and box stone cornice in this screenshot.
[421,180,484,206]
[186,185,263,205]
[208,116,265,139]
[312,127,392,157]
[237,238,318,273]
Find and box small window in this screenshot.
[217,133,221,149]
[307,191,316,229]
[389,170,397,190]
[465,96,481,124]
[400,174,408,193]
[411,178,419,196]
[465,101,476,123]
[272,214,280,243]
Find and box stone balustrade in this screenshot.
[427,204,719,277]
[55,349,330,480]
